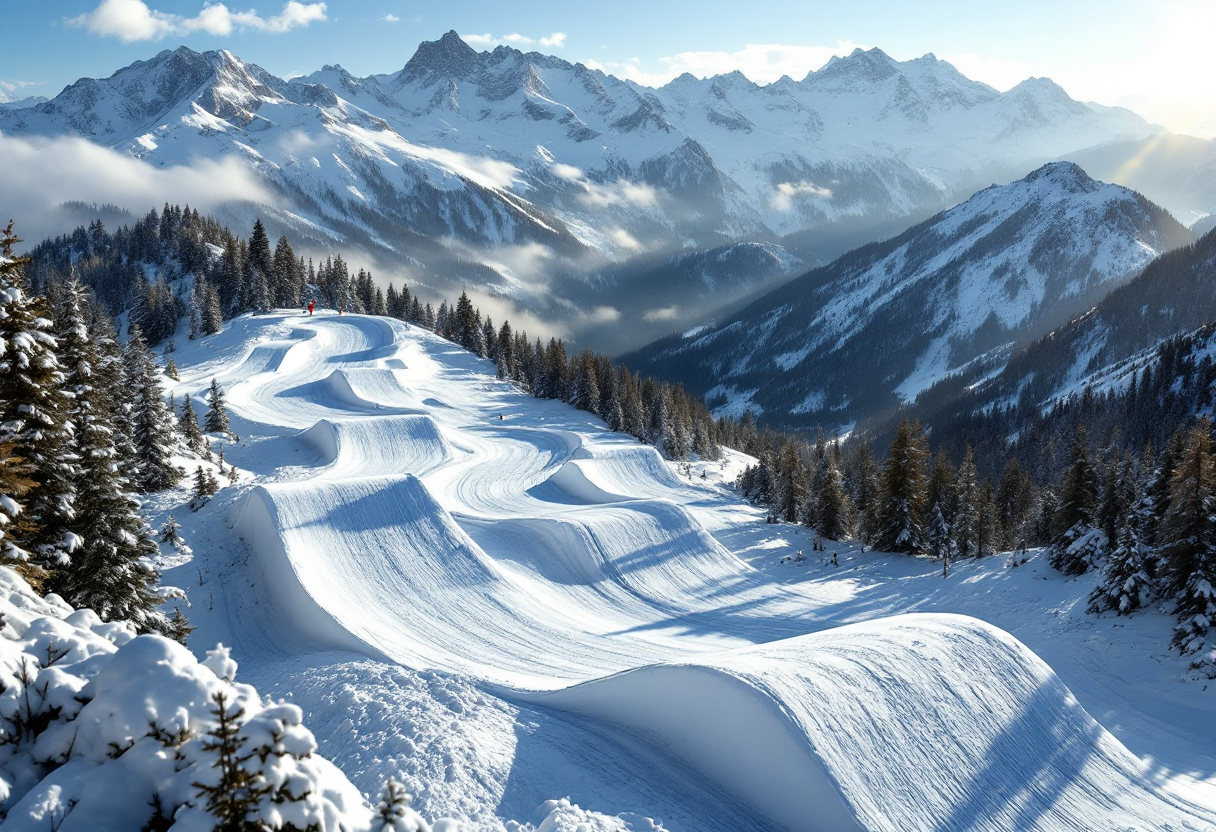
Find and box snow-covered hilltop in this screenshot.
[0,34,1170,350]
[17,308,1202,831]
[624,162,1193,429]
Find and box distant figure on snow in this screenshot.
[308,300,314,316]
[795,550,805,564]
[831,552,839,567]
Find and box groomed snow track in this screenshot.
[188,313,1212,832]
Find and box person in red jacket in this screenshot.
[308,300,315,316]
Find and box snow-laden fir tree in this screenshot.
[0,221,76,576]
[874,419,929,553]
[0,441,36,575]
[205,377,231,435]
[849,440,881,545]
[180,393,209,457]
[124,325,182,492]
[952,446,980,558]
[813,453,851,540]
[188,281,203,339]
[1048,425,1101,575]
[1088,506,1154,615]
[49,280,179,636]
[1157,419,1216,656]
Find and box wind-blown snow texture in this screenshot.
[140,311,1214,832]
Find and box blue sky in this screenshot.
[3,0,1214,136]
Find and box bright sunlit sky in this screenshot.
[3,0,1215,137]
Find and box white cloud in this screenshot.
[610,228,641,251]
[0,80,43,103]
[67,0,327,42]
[0,133,273,243]
[587,40,866,88]
[382,13,399,23]
[583,306,621,324]
[550,163,659,209]
[460,31,567,50]
[642,306,679,322]
[772,180,833,212]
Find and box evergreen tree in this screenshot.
[0,441,37,581]
[773,439,808,524]
[495,320,515,381]
[193,691,270,831]
[814,454,851,540]
[124,326,182,492]
[1089,512,1154,616]
[180,394,209,457]
[952,446,979,558]
[1048,425,1101,575]
[850,441,881,545]
[996,457,1034,550]
[0,221,76,573]
[1157,420,1216,655]
[51,282,174,634]
[572,351,601,416]
[200,277,223,336]
[926,503,952,575]
[874,419,929,553]
[206,378,231,435]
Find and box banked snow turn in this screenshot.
[188,313,1209,832]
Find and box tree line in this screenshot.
[0,222,237,642]
[20,207,1216,675]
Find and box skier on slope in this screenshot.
[308,300,315,316]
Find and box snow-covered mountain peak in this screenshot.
[807,47,901,88]
[399,29,485,83]
[1021,160,1099,192]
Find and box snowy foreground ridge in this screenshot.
[81,313,1216,830]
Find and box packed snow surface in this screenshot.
[159,312,1214,832]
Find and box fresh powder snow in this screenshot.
[45,310,1215,831]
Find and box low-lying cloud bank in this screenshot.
[0,132,272,245]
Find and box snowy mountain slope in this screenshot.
[908,223,1216,425]
[0,35,1178,354]
[142,310,1214,831]
[623,162,1193,429]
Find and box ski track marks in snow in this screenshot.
[166,312,1215,832]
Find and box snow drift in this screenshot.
[167,312,1214,832]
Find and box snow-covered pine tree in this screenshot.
[849,441,881,545]
[180,393,209,457]
[0,222,76,575]
[572,350,601,416]
[205,377,231,435]
[124,325,182,492]
[495,320,515,381]
[272,234,301,308]
[926,502,953,576]
[996,457,1034,550]
[50,282,177,635]
[773,439,807,523]
[814,455,851,540]
[1088,509,1154,615]
[620,368,646,442]
[0,440,37,577]
[165,355,179,380]
[952,446,979,558]
[874,419,929,553]
[975,480,999,558]
[1157,420,1216,656]
[1048,425,1101,575]
[201,277,223,336]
